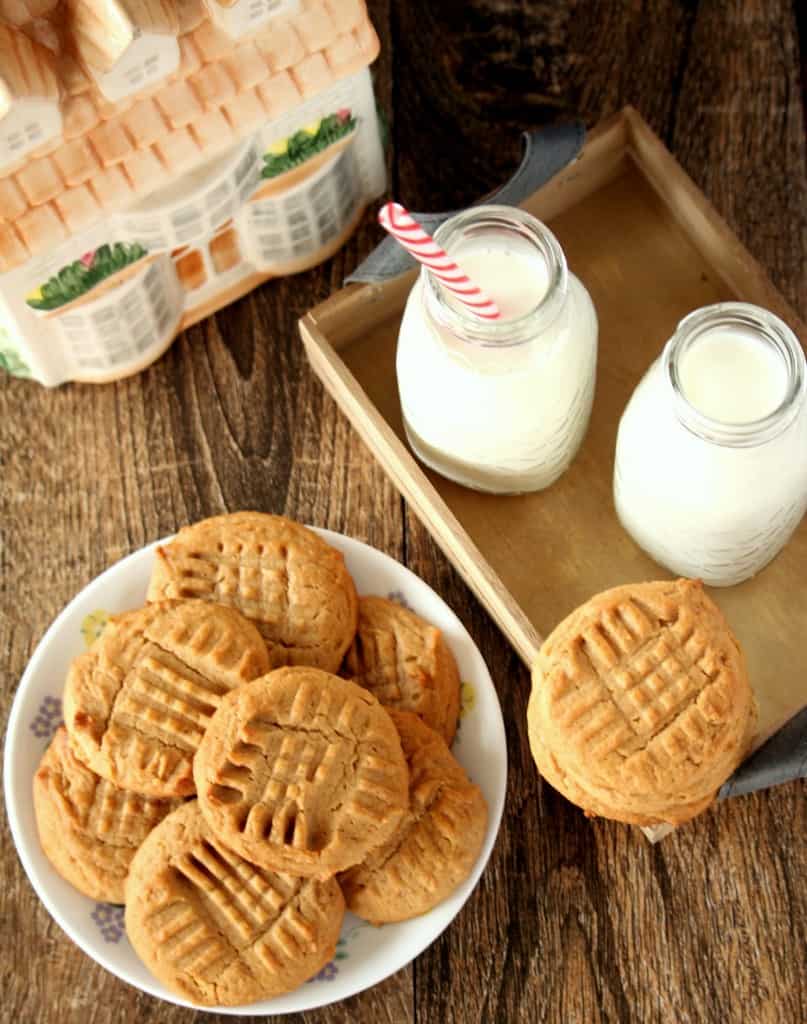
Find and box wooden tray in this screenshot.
[300,106,807,762]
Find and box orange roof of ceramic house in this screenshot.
[0,0,378,272]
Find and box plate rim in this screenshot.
[4,529,507,1014]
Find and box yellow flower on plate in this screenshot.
[460,682,476,718]
[302,119,321,135]
[267,139,288,156]
[26,287,43,303]
[81,609,110,648]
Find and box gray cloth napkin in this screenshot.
[345,119,807,801]
[346,121,586,284]
[720,707,807,799]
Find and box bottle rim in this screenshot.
[664,302,806,447]
[421,205,569,348]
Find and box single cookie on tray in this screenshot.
[339,710,488,924]
[33,726,183,903]
[341,596,461,744]
[147,512,358,673]
[63,600,270,798]
[125,801,344,1007]
[194,667,410,877]
[527,579,757,826]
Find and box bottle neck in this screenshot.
[664,302,806,448]
[422,205,569,348]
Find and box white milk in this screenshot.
[614,304,807,586]
[444,245,550,320]
[678,327,788,423]
[396,206,598,494]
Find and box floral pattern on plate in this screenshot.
[91,904,126,944]
[460,682,476,718]
[29,696,63,740]
[81,609,110,648]
[307,924,369,983]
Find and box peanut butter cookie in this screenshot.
[125,801,344,1007]
[64,600,270,798]
[527,579,757,825]
[339,711,487,923]
[194,667,410,876]
[33,726,182,903]
[147,513,358,673]
[341,596,460,744]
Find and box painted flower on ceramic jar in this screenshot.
[261,109,357,179]
[25,243,147,311]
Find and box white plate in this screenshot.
[4,529,507,1014]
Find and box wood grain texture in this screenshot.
[1,2,805,1023]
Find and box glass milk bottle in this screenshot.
[614,302,807,586]
[395,206,598,494]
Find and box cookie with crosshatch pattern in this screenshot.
[341,596,461,744]
[147,513,358,674]
[527,579,757,826]
[125,801,344,1007]
[339,710,487,924]
[33,726,183,903]
[194,667,410,877]
[63,600,270,798]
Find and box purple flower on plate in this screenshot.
[386,589,411,610]
[91,903,125,943]
[307,961,338,983]
[29,696,63,740]
[305,925,367,981]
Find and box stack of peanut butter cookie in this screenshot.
[33,512,487,1008]
[527,579,757,826]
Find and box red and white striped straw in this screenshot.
[378,202,500,320]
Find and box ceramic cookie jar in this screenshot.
[0,0,385,385]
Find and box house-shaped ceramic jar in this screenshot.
[0,0,384,384]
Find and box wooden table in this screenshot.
[2,3,806,1022]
